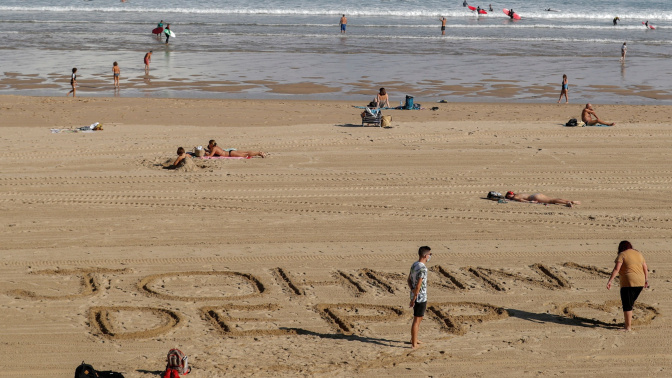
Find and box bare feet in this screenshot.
[260,152,267,158]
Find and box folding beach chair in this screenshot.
[361,106,382,127]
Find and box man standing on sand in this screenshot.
[439,17,446,35]
[620,42,627,62]
[582,103,615,126]
[340,14,347,34]
[144,50,152,74]
[408,246,431,349]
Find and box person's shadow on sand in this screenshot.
[136,369,164,376]
[507,308,620,329]
[279,328,406,347]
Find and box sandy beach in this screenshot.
[1,95,671,377]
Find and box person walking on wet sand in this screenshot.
[340,15,347,34]
[408,246,431,349]
[66,67,77,97]
[582,103,615,126]
[439,17,447,35]
[505,191,580,207]
[620,42,627,62]
[144,50,152,74]
[557,74,568,103]
[607,240,649,331]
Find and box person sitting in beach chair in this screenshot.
[374,88,390,108]
[205,140,267,158]
[361,105,382,127]
[505,191,581,207]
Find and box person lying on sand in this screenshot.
[205,140,266,158]
[504,191,580,207]
[582,103,615,126]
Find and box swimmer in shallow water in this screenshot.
[505,191,581,207]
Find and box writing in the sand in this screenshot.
[6,263,658,339]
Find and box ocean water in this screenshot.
[1,0,671,103]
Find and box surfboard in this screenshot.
[503,8,521,20]
[468,6,487,14]
[152,27,163,35]
[165,30,176,38]
[642,22,655,30]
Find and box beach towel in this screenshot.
[199,155,248,159]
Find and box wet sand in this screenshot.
[1,95,671,377]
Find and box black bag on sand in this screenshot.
[566,118,578,127]
[75,362,97,378]
[75,361,125,378]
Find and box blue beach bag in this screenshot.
[404,95,414,110]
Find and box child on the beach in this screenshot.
[112,62,120,88]
[170,147,188,169]
[144,51,152,74]
[66,67,77,97]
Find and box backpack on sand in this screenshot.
[486,191,503,200]
[565,118,578,127]
[75,362,97,378]
[164,349,190,377]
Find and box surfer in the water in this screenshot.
[340,15,347,34]
[509,9,515,19]
[164,24,171,44]
[489,4,493,11]
[476,6,481,14]
[439,17,447,35]
[463,1,468,7]
[613,16,620,26]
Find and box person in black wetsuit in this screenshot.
[509,9,515,19]
[613,16,620,26]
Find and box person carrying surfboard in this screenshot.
[165,24,171,44]
[509,9,515,19]
[489,4,493,11]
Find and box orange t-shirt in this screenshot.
[615,249,646,287]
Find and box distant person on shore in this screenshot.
[439,17,447,35]
[408,246,431,349]
[112,62,120,88]
[613,16,620,26]
[607,240,649,331]
[504,191,580,207]
[375,88,390,108]
[164,24,171,44]
[620,42,627,62]
[66,67,77,97]
[340,15,347,34]
[582,103,615,126]
[205,140,267,158]
[557,74,568,103]
[144,51,152,73]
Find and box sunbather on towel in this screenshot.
[505,191,581,207]
[205,140,267,158]
[375,88,390,108]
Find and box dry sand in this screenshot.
[1,95,671,377]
